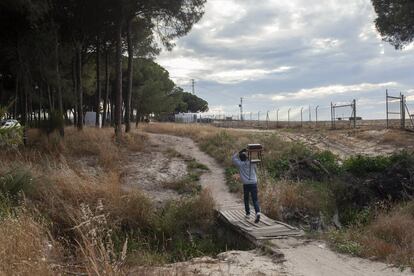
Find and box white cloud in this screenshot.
[156,0,414,117]
[207,66,293,84]
[251,82,398,102]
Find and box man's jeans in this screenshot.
[243,184,260,215]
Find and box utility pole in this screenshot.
[191,79,195,95]
[266,111,270,129]
[239,97,243,121]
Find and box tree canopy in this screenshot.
[372,0,414,49]
[171,88,209,113]
[0,0,207,137]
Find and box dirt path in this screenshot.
[147,133,240,209]
[141,132,413,276]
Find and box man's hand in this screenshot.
[232,173,241,182]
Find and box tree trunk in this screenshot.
[102,48,109,127]
[14,76,18,119]
[76,44,83,130]
[125,19,133,133]
[72,56,77,126]
[110,101,114,126]
[114,22,123,138]
[55,29,64,136]
[28,88,33,124]
[38,87,42,123]
[23,83,28,126]
[95,37,101,127]
[47,84,53,111]
[135,112,139,128]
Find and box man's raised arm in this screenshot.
[232,152,242,167]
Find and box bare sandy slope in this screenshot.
[121,148,187,205]
[277,130,397,159]
[130,250,287,275]
[139,132,413,276]
[271,238,412,276]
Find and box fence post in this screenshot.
[300,107,303,128]
[315,105,319,127]
[353,99,356,129]
[401,93,406,129]
[288,108,291,128]
[386,90,389,129]
[276,108,279,128]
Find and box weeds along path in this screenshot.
[146,132,241,209]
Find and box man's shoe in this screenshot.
[254,213,261,223]
[245,213,250,219]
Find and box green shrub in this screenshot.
[328,230,362,256]
[0,126,23,149]
[0,168,34,201]
[339,206,376,227]
[39,110,64,135]
[314,150,341,175]
[343,155,391,177]
[266,146,340,181]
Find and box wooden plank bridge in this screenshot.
[218,205,303,242]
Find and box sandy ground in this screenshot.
[130,250,286,275]
[229,128,411,159]
[134,132,414,276]
[276,130,397,159]
[271,238,413,276]
[121,148,187,205]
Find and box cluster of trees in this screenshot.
[0,0,208,138]
[372,0,414,50]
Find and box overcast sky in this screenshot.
[156,0,414,120]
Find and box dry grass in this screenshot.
[141,122,221,143]
[329,202,414,270]
[0,211,60,275]
[354,129,414,149]
[358,203,414,268]
[259,177,332,222]
[0,126,224,274]
[0,127,152,274]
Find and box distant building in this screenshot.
[175,113,198,123]
[85,112,101,127]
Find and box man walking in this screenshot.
[232,149,261,223]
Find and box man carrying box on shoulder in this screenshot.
[232,148,261,223]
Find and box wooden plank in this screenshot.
[217,208,303,241]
